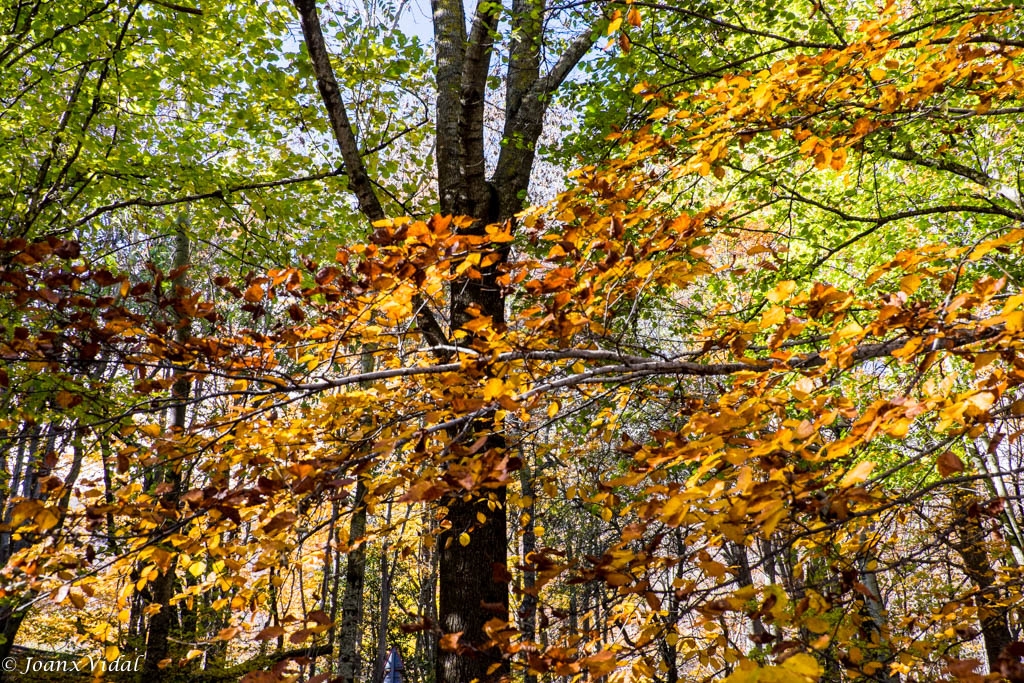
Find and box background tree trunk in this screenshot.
[953,486,1014,672]
[142,221,192,677]
[338,480,368,683]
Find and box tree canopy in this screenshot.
[2,1,1024,682]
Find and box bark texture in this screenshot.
[953,487,1014,672]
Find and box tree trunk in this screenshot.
[372,544,394,683]
[436,484,509,683]
[337,479,367,683]
[519,454,538,683]
[142,555,180,675]
[0,608,26,662]
[952,486,1014,672]
[143,221,191,677]
[416,511,438,683]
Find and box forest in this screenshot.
[2,0,1024,681]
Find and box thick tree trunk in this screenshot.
[436,483,509,683]
[0,609,26,662]
[436,220,511,683]
[142,556,180,675]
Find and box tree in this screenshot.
[291,0,604,679]
[3,1,1024,682]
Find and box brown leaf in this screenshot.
[289,628,311,644]
[307,610,331,625]
[263,511,298,534]
[937,451,965,477]
[254,626,284,641]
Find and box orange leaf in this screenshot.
[440,631,463,652]
[243,283,264,302]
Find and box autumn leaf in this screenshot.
[440,632,463,652]
[255,626,285,641]
[840,460,875,488]
[937,451,965,477]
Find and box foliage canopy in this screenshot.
[2,1,1024,682]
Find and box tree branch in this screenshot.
[71,167,346,229]
[459,0,502,217]
[293,0,385,222]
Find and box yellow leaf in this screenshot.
[10,500,41,527]
[759,305,786,329]
[974,352,998,370]
[607,17,622,35]
[69,590,86,609]
[35,508,59,532]
[805,616,830,634]
[791,376,815,399]
[105,645,120,662]
[782,652,822,679]
[870,68,886,81]
[547,401,559,418]
[766,280,796,303]
[483,377,505,401]
[139,423,162,438]
[840,460,874,488]
[459,532,470,546]
[899,273,921,296]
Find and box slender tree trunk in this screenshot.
[726,541,767,641]
[519,450,538,683]
[373,544,394,683]
[143,222,191,677]
[0,425,31,659]
[857,555,899,683]
[973,438,1024,566]
[416,511,438,683]
[338,479,367,683]
[323,501,343,677]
